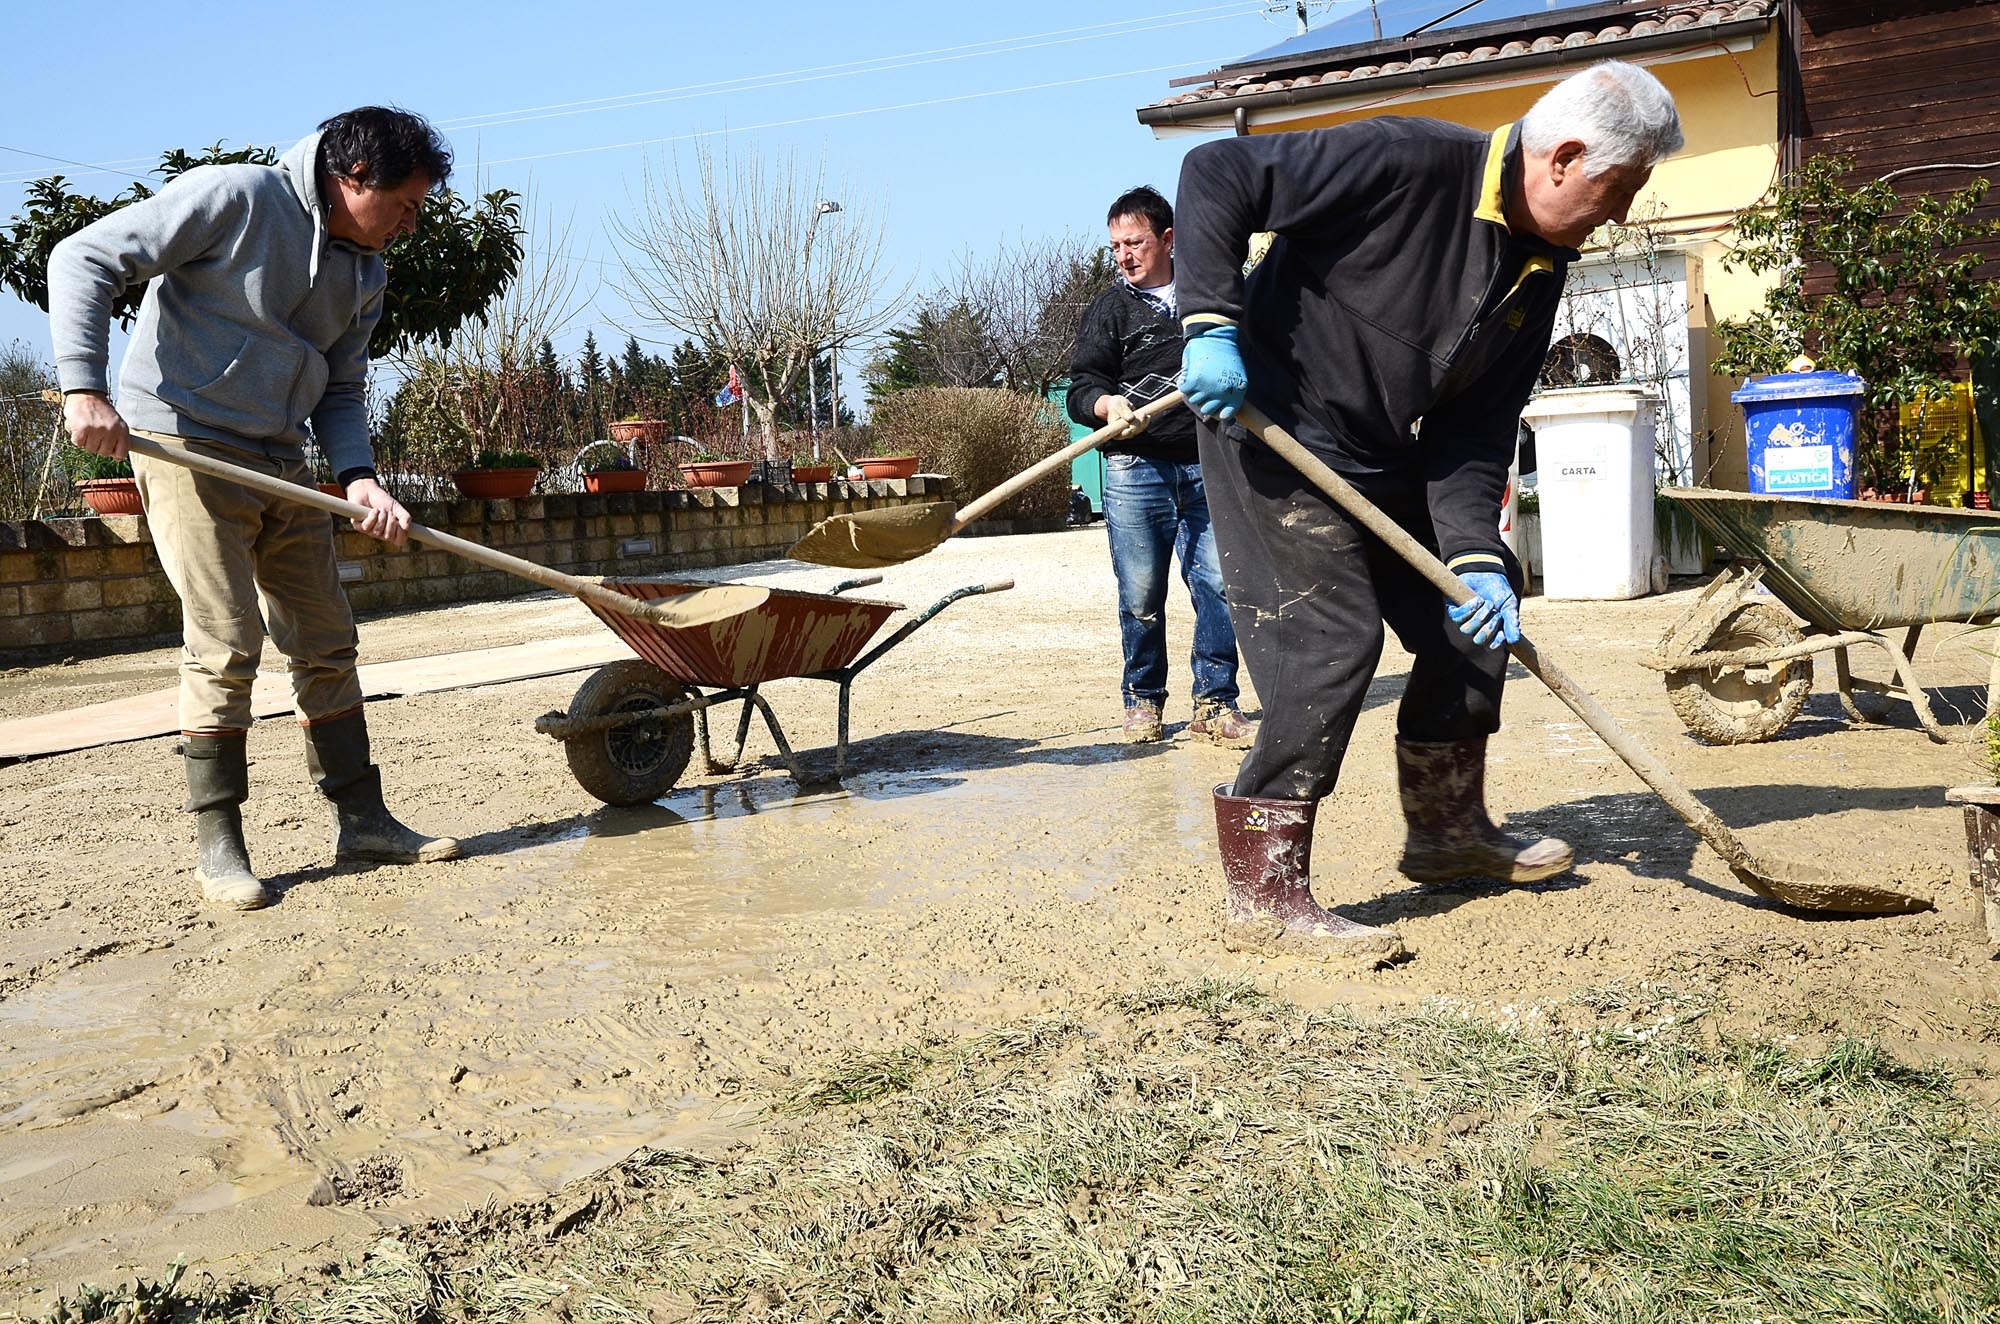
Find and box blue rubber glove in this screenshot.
[1180,324,1247,420]
[1447,571,1520,650]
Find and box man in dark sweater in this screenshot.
[1067,186,1252,747]
[1173,61,1683,960]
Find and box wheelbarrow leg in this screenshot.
[741,692,829,786]
[696,705,720,773]
[1867,625,1964,743]
[729,686,760,768]
[836,679,854,779]
[1834,647,1875,724]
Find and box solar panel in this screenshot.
[1229,0,1602,69]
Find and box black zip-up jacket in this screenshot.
[1065,279,1200,463]
[1175,117,1574,578]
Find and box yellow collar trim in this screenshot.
[1475,124,1513,228]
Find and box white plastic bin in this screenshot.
[1519,386,1658,600]
[1497,425,1523,563]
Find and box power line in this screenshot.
[442,5,1243,132]
[484,62,1200,166]
[1,3,1241,186]
[0,144,153,186]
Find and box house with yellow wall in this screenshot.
[1136,0,1784,490]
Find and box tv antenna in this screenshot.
[1263,0,1382,39]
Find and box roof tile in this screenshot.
[1143,1,1777,114]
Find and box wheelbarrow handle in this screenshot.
[120,434,765,630]
[978,579,1015,593]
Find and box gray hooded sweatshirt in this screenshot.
[48,130,384,479]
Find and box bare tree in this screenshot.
[379,198,595,482]
[612,141,903,453]
[958,232,1115,397]
[865,234,1116,407]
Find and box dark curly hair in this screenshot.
[1106,185,1172,237]
[316,106,452,192]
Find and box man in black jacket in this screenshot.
[1174,61,1683,961]
[1067,186,1252,747]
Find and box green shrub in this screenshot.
[871,387,1069,520]
[70,448,134,481]
[469,448,541,470]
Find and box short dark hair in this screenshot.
[1107,185,1172,237]
[316,106,452,192]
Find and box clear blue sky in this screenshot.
[0,0,1557,393]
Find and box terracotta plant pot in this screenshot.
[452,467,539,500]
[79,477,143,516]
[583,469,646,494]
[679,460,754,489]
[857,454,919,480]
[789,464,833,484]
[608,419,668,446]
[317,482,347,497]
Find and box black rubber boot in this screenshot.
[184,734,269,911]
[304,711,462,865]
[1213,784,1403,964]
[1394,737,1573,884]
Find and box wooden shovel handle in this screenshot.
[947,390,1187,536]
[121,435,763,630]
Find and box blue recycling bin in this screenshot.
[1732,370,1866,499]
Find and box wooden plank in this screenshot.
[1798,1,2000,42]
[0,634,633,763]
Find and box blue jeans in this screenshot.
[1102,453,1241,708]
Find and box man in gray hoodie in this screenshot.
[51,106,460,912]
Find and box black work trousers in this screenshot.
[1198,420,1512,803]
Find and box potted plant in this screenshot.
[452,449,541,500]
[678,450,753,489]
[857,449,919,480]
[1944,713,2000,947]
[71,449,142,516]
[576,441,646,494]
[609,416,668,447]
[789,460,834,484]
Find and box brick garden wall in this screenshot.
[0,478,950,661]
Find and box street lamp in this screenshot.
[815,200,843,460]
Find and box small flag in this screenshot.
[713,364,744,407]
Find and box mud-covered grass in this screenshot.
[24,977,2000,1323]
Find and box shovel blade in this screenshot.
[788,501,960,568]
[1730,860,1932,917]
[633,583,772,629]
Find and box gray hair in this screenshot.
[1520,61,1684,176]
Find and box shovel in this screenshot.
[789,390,1187,568]
[122,435,769,630]
[1237,404,1929,917]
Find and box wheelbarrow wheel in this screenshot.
[563,660,697,806]
[1666,602,1814,745]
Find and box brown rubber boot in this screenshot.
[184,733,270,911]
[1213,784,1404,965]
[1394,737,1573,884]
[304,711,462,865]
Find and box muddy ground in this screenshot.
[3,525,1998,1312]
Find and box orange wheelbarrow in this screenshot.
[535,574,1013,805]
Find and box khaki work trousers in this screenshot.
[131,432,363,733]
